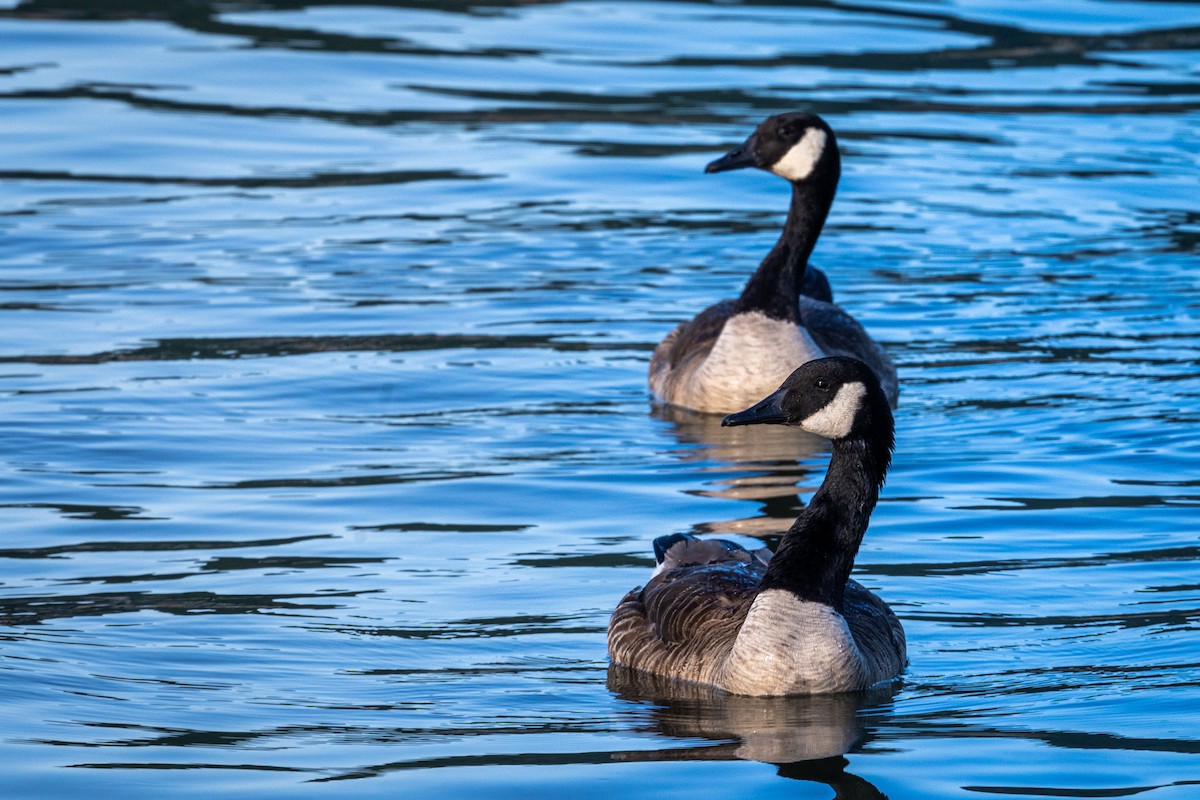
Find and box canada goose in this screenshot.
[649,113,898,414]
[609,357,905,695]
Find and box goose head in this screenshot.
[705,112,840,185]
[720,357,892,450]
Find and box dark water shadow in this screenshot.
[0,588,362,626]
[0,332,637,366]
[0,167,486,189]
[609,665,897,795]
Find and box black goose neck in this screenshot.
[734,175,838,322]
[759,434,889,610]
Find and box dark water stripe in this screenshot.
[8,0,1200,74]
[878,721,1200,757]
[112,470,499,491]
[956,495,1200,511]
[350,522,533,534]
[648,30,1200,73]
[513,553,652,569]
[0,333,645,365]
[0,502,159,521]
[0,534,333,560]
[72,556,391,587]
[46,712,611,749]
[310,748,732,783]
[868,544,1200,578]
[903,607,1200,630]
[0,589,363,625]
[964,780,1200,797]
[0,168,486,189]
[325,615,605,641]
[0,85,731,126]
[5,86,1200,132]
[67,762,312,773]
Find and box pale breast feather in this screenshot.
[721,589,867,695]
[685,312,826,413]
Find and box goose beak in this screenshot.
[705,134,758,173]
[721,387,790,427]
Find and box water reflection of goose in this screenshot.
[652,402,822,540]
[612,358,905,695]
[609,666,894,797]
[649,112,898,415]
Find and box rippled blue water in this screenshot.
[2,1,1199,797]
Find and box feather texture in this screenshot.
[608,549,904,695]
[650,298,898,413]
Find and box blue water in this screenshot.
[2,1,1199,797]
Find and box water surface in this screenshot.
[2,1,1199,797]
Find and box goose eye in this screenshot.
[815,378,830,390]
[777,123,794,139]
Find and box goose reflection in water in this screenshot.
[652,402,827,542]
[609,665,895,799]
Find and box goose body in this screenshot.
[650,113,897,414]
[609,357,905,695]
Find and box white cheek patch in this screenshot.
[800,381,866,440]
[769,128,828,182]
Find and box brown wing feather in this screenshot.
[842,578,907,683]
[609,563,905,689]
[608,560,762,686]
